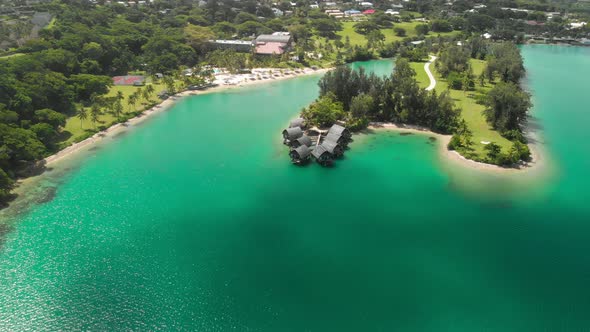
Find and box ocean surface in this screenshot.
[1,46,590,331]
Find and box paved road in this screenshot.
[424,55,437,91]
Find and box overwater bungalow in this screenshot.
[328,124,351,142]
[289,145,312,164]
[321,140,344,157]
[289,118,306,129]
[291,135,312,148]
[282,126,303,144]
[312,145,333,166]
[325,131,349,147]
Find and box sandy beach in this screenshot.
[368,122,544,174]
[42,67,331,168]
[22,65,539,195]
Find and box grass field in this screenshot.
[336,21,460,46]
[62,83,166,145]
[411,58,512,157]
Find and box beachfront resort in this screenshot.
[2,0,590,330]
[282,119,352,166]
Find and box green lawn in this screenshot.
[336,21,460,46]
[61,83,166,145]
[411,57,512,158]
[410,61,429,87]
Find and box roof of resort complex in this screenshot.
[282,122,351,166]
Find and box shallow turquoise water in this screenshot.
[1,50,590,331]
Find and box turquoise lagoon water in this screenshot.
[1,48,590,331]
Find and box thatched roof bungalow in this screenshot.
[282,127,303,142]
[328,124,351,141]
[325,131,349,147]
[289,118,306,129]
[289,145,312,164]
[291,135,312,148]
[321,140,344,157]
[311,145,333,166]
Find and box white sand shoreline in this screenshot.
[41,67,331,168]
[15,65,538,197]
[367,122,543,174]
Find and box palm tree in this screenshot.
[163,76,176,95]
[127,94,137,112]
[113,99,123,121]
[143,84,155,102]
[116,91,124,102]
[90,104,101,129]
[76,107,88,129]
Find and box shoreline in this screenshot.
[367,122,544,174]
[9,67,331,201]
[41,67,331,168]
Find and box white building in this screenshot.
[570,22,587,29]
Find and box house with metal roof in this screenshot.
[255,33,293,55]
[210,39,253,52]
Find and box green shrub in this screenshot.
[447,134,461,150]
[447,71,463,90]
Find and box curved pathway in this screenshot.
[424,55,437,91]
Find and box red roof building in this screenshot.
[254,33,293,55]
[112,75,145,86]
[255,42,288,55]
[363,9,375,14]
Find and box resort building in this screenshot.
[311,145,333,166]
[570,22,587,29]
[289,145,312,164]
[321,140,344,157]
[328,124,352,142]
[289,118,306,129]
[255,32,293,55]
[344,9,362,17]
[210,39,253,52]
[291,135,313,148]
[112,75,145,86]
[282,126,303,144]
[325,131,349,147]
[325,9,344,18]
